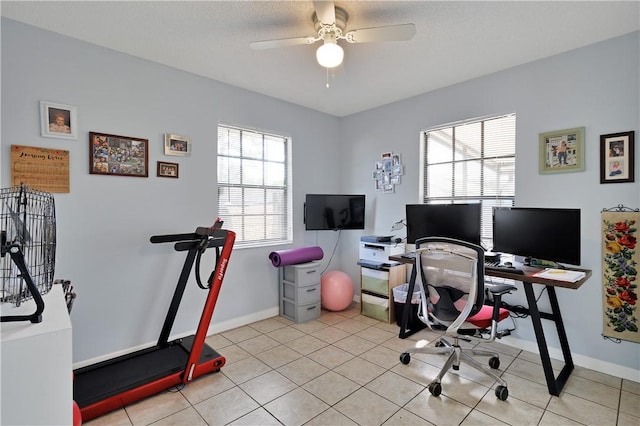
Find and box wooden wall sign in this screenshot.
[11,145,70,193]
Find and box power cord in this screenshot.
[320,229,342,275]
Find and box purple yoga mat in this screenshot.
[269,246,324,267]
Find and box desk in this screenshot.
[389,255,592,396]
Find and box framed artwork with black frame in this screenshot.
[89,132,149,177]
[600,131,634,184]
[157,161,179,178]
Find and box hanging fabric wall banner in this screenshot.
[601,207,639,343]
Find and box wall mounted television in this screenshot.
[492,207,581,266]
[304,194,365,231]
[405,203,482,245]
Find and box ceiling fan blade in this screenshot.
[313,0,336,25]
[250,36,317,50]
[343,23,416,44]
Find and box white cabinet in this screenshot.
[0,284,73,425]
[279,261,321,323]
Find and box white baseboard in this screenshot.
[73,307,280,369]
[500,335,640,383]
[206,307,280,335]
[74,307,639,384]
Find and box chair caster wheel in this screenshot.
[435,340,445,347]
[399,352,411,364]
[428,382,442,397]
[495,385,508,401]
[489,356,500,369]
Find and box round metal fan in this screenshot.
[1,184,56,323]
[250,1,416,68]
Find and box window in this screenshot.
[217,124,292,248]
[420,114,516,249]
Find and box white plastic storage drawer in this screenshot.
[282,282,320,305]
[281,299,321,323]
[361,268,390,295]
[283,262,321,287]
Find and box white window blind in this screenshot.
[217,124,293,248]
[420,114,516,249]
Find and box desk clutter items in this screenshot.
[269,246,324,267]
[1,184,56,323]
[533,268,586,283]
[56,279,76,313]
[320,270,354,312]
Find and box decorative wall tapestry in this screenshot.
[373,152,403,193]
[601,205,639,343]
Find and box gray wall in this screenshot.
[1,19,343,364]
[2,18,639,376]
[340,32,640,374]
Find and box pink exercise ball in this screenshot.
[321,270,354,311]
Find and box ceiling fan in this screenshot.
[249,1,416,69]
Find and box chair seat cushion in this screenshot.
[467,305,510,329]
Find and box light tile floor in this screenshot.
[85,304,639,426]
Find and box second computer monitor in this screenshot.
[492,207,581,266]
[405,203,482,245]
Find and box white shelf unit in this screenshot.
[0,284,73,425]
[360,264,406,323]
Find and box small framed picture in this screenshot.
[164,134,191,156]
[40,101,78,139]
[157,161,179,178]
[89,132,148,177]
[539,127,585,174]
[600,131,634,184]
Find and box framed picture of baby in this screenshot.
[600,131,634,184]
[40,100,78,140]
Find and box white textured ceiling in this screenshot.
[2,1,639,117]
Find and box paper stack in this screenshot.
[533,268,586,283]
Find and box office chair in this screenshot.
[399,237,516,401]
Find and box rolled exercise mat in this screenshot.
[269,246,324,267]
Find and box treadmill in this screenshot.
[73,221,235,421]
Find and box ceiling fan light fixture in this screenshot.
[316,41,343,68]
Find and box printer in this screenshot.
[359,236,405,268]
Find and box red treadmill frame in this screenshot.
[78,228,235,421]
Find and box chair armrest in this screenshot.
[487,283,516,296]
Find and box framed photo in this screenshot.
[89,132,148,177]
[157,161,179,178]
[600,131,634,184]
[539,127,585,174]
[40,101,78,139]
[164,133,191,156]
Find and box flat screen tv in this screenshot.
[492,207,581,266]
[405,203,482,245]
[304,194,365,231]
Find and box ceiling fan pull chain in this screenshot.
[326,68,329,88]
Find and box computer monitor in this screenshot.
[492,207,581,266]
[405,203,482,245]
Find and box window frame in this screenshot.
[419,113,516,249]
[217,123,293,249]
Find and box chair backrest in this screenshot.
[414,237,485,332]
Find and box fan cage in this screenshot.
[1,184,56,306]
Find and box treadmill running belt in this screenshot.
[74,345,189,407]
